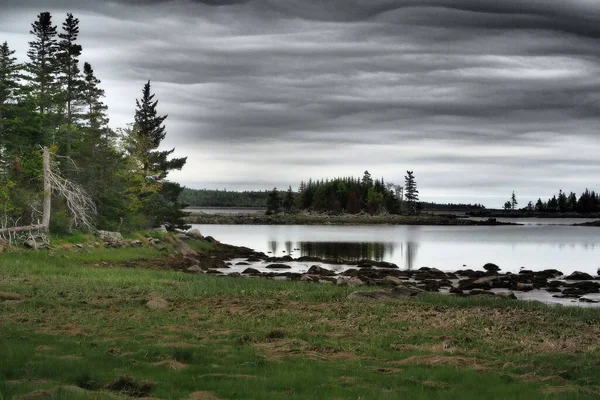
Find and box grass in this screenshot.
[1,241,600,399]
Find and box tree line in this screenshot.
[506,189,600,214]
[180,188,271,208]
[0,11,187,234]
[265,170,420,215]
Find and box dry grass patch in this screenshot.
[253,338,359,361]
[0,291,24,301]
[189,391,224,400]
[393,355,490,371]
[152,359,188,371]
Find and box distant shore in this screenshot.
[185,212,520,226]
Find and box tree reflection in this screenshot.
[298,242,394,261]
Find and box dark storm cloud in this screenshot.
[2,0,600,205]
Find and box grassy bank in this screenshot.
[186,212,514,226]
[1,239,600,399]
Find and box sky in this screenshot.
[2,0,600,207]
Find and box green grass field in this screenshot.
[1,239,600,399]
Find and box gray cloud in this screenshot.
[2,0,600,206]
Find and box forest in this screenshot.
[0,12,188,236]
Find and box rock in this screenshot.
[483,263,501,273]
[176,233,190,241]
[496,291,517,300]
[186,266,203,274]
[265,264,292,269]
[449,286,463,294]
[337,276,365,287]
[579,297,599,303]
[296,256,323,262]
[306,265,335,276]
[381,276,405,286]
[98,230,123,242]
[241,268,261,275]
[206,269,223,274]
[130,240,143,247]
[173,239,198,257]
[300,274,317,282]
[146,297,168,310]
[347,286,423,301]
[155,225,168,233]
[565,271,594,281]
[516,283,534,292]
[186,228,203,240]
[235,262,251,266]
[24,236,47,249]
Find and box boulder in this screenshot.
[337,276,365,287]
[241,268,261,275]
[235,262,251,266]
[265,264,292,269]
[186,228,203,240]
[306,265,335,276]
[381,276,405,286]
[496,291,517,300]
[483,263,501,273]
[186,266,203,274]
[146,297,169,310]
[516,283,534,292]
[98,230,123,242]
[24,236,47,249]
[565,271,594,281]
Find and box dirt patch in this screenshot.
[18,390,52,399]
[152,359,188,371]
[371,367,404,374]
[106,375,154,398]
[393,355,489,371]
[0,292,24,301]
[35,345,53,351]
[253,339,359,361]
[60,355,84,360]
[189,391,224,400]
[519,373,567,383]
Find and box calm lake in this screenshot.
[192,223,600,275]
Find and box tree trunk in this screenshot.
[42,146,51,231]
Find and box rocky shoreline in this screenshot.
[163,233,600,306]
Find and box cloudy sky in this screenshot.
[2,0,600,206]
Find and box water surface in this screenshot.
[193,224,600,275]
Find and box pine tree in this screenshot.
[266,188,281,214]
[0,42,20,149]
[404,171,419,202]
[283,186,294,213]
[57,13,83,156]
[126,81,187,229]
[510,191,518,210]
[131,81,186,180]
[25,12,58,119]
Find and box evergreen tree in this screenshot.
[126,81,187,229]
[25,12,59,120]
[0,42,20,149]
[557,189,567,213]
[510,191,518,210]
[535,198,544,211]
[57,13,83,156]
[404,171,419,203]
[283,186,294,213]
[266,188,281,214]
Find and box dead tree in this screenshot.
[0,147,96,243]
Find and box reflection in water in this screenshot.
[403,241,419,270]
[298,242,394,261]
[268,241,278,254]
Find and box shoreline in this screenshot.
[186,212,522,226]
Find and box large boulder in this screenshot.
[337,276,365,287]
[266,264,292,269]
[241,268,261,275]
[307,265,335,276]
[565,271,594,281]
[186,229,203,240]
[483,263,501,273]
[98,230,123,242]
[146,296,169,310]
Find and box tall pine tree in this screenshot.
[0,42,20,150]
[127,81,188,229]
[57,13,83,156]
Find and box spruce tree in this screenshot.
[0,42,20,149]
[25,12,58,118]
[404,171,419,202]
[127,81,188,229]
[57,13,83,156]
